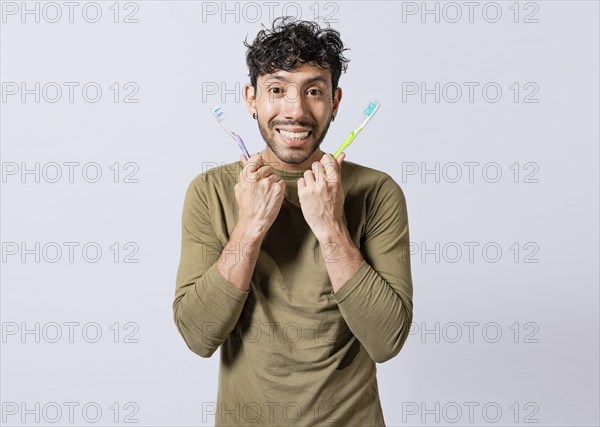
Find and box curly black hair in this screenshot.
[244,17,350,96]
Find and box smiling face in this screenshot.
[244,62,342,171]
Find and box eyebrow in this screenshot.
[263,75,329,86]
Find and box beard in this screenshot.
[257,113,333,165]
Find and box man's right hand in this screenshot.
[235,153,286,237]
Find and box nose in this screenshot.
[281,85,307,121]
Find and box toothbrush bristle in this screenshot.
[211,106,225,121]
[364,100,379,117]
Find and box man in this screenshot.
[173,17,413,426]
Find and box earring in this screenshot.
[252,113,257,120]
[331,116,335,122]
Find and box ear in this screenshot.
[243,83,257,117]
[332,86,342,119]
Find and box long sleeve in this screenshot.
[173,176,249,358]
[332,175,414,363]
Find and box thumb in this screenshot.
[240,154,248,166]
[337,152,346,170]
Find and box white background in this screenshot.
[1,1,599,426]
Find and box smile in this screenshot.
[276,128,312,140]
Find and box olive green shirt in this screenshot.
[173,158,413,426]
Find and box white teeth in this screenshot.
[279,129,309,139]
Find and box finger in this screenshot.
[303,169,316,186]
[337,152,346,171]
[241,154,264,183]
[321,153,337,171]
[319,155,338,182]
[336,153,346,176]
[255,164,273,179]
[240,154,248,166]
[278,179,286,191]
[245,153,263,173]
[312,161,327,183]
[297,177,306,189]
[320,153,335,166]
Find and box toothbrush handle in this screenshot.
[235,134,251,160]
[333,130,356,159]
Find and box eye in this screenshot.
[307,88,322,96]
[269,87,283,94]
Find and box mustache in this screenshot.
[270,120,316,129]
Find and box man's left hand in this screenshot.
[297,152,347,241]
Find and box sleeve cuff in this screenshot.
[203,263,251,301]
[330,260,369,303]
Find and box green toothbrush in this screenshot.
[333,99,380,159]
